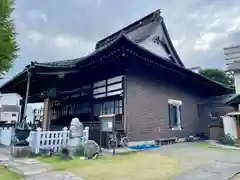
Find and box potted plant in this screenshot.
[14,116,31,146]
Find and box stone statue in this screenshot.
[69,117,84,138]
[68,117,84,157]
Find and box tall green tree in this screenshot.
[0,0,18,75]
[198,68,234,87]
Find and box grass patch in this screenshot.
[0,166,20,179]
[39,152,181,180]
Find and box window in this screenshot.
[108,83,122,91]
[12,113,17,117]
[168,99,182,130]
[93,75,123,99]
[95,100,123,116]
[93,87,106,94]
[107,75,123,84]
[93,80,106,88]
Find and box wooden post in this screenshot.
[21,70,31,121]
[112,115,116,155]
[42,97,52,131]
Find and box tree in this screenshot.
[0,0,18,75]
[198,68,234,87]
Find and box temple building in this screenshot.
[0,10,234,145]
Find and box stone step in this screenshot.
[4,159,53,177]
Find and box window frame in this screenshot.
[168,99,183,130]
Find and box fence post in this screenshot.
[34,127,42,154]
[9,127,13,144]
[62,127,68,146]
[84,127,89,141]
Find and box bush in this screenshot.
[74,143,85,157]
[219,134,236,146]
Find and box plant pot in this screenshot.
[14,129,31,146]
[15,129,31,141]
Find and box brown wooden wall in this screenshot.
[197,104,235,134]
[125,71,202,142]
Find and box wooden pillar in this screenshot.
[21,70,31,122]
[42,97,52,131]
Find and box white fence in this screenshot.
[0,126,89,154]
[0,127,14,146]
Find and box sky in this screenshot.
[2,0,240,82]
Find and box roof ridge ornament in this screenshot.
[154,9,161,17]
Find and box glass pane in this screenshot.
[107,75,123,84]
[108,83,122,92]
[93,87,106,94]
[93,80,106,88]
[94,104,100,116]
[94,94,106,99]
[107,90,123,96]
[119,107,122,114]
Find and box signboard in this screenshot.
[99,114,116,132]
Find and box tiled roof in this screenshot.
[96,11,160,49]
[95,9,185,67]
[200,94,236,104]
[33,57,85,68]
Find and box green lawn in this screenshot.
[39,152,182,180]
[0,166,20,179]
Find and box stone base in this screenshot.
[11,145,31,158]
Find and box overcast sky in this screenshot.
[4,0,240,80]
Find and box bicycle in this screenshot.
[108,132,129,149]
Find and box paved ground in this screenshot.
[0,142,240,179]
[149,142,240,180]
[0,146,82,180]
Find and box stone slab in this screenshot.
[24,171,84,180]
[172,161,240,180]
[172,169,232,180]
[5,158,53,176]
[200,161,240,176]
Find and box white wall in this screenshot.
[234,72,240,94]
[0,93,21,106]
[0,111,19,123]
[127,24,170,59]
[222,115,237,139]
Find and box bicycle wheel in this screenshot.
[108,139,117,149]
[120,137,129,148]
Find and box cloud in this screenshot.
[26,10,48,23]
[7,0,240,77]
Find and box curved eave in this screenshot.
[83,35,232,94]
[160,18,185,67]
[0,69,27,94]
[0,61,78,94]
[121,36,233,94]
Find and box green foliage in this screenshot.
[0,0,19,75]
[219,134,236,146]
[198,68,234,87]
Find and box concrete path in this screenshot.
[150,142,240,180]
[0,146,83,180]
[0,142,240,179]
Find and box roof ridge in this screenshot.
[95,9,161,49]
